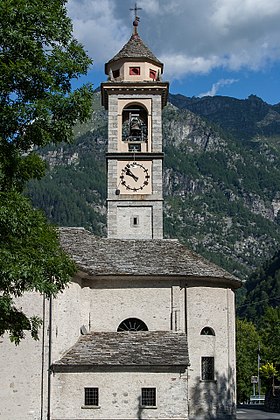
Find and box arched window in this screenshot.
[117,318,148,332]
[200,326,215,336]
[122,105,148,143]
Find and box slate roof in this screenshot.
[53,331,189,370]
[59,228,241,287]
[105,33,163,73]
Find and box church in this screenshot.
[0,12,241,420]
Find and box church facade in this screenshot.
[0,15,241,420]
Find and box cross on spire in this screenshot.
[130,3,142,19]
[130,3,142,36]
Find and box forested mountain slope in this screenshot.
[238,250,280,320]
[28,92,280,280]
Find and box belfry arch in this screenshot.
[118,100,152,153]
[122,104,148,149]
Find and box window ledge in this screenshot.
[81,405,101,409]
[140,405,158,409]
[200,380,217,383]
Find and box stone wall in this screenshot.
[0,274,237,420]
[106,92,164,239]
[0,282,83,420]
[186,286,236,419]
[69,277,179,333]
[51,370,188,420]
[0,293,48,420]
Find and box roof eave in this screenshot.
[105,57,164,75]
[75,270,242,290]
[52,363,189,373]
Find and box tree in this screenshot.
[260,362,278,379]
[238,251,280,323]
[260,362,279,398]
[259,307,280,367]
[0,192,76,343]
[0,0,93,190]
[236,319,261,403]
[0,0,93,342]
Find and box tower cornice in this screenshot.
[101,81,169,109]
[106,152,164,160]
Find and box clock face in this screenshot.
[119,162,150,192]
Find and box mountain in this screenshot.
[238,250,280,321]
[169,93,280,141]
[27,92,280,281]
[162,100,280,279]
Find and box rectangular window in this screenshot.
[141,388,156,407]
[128,143,141,152]
[84,387,99,406]
[130,215,139,227]
[150,69,157,80]
[129,66,140,75]
[201,357,215,381]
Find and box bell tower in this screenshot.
[101,12,169,239]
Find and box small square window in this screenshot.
[129,66,140,76]
[131,215,139,227]
[141,388,156,407]
[128,143,141,152]
[84,387,99,406]
[150,69,157,80]
[201,357,215,381]
[112,69,120,78]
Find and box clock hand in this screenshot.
[125,168,138,182]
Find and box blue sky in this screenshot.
[68,0,280,105]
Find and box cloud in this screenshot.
[67,0,129,64]
[198,79,239,97]
[67,0,280,79]
[160,54,224,79]
[137,0,181,15]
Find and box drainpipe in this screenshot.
[40,294,46,420]
[47,296,52,420]
[184,283,190,418]
[184,284,188,335]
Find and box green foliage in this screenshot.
[28,160,106,235]
[26,122,107,234]
[0,192,76,343]
[236,308,280,400]
[259,307,280,366]
[236,252,280,399]
[0,0,93,342]
[260,362,278,379]
[236,319,260,403]
[0,0,94,191]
